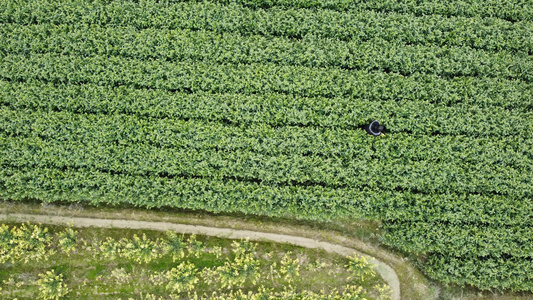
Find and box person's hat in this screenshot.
[367,120,384,136]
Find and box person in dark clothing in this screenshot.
[365,120,385,137]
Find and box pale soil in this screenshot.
[0,213,401,300]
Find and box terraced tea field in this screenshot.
[0,0,532,294]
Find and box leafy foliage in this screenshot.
[1,223,387,298]
[279,252,300,284]
[0,0,530,52]
[163,231,187,262]
[151,261,199,293]
[0,0,532,292]
[121,233,165,264]
[345,254,377,282]
[36,270,69,300]
[0,222,54,264]
[1,24,531,81]
[57,228,77,256]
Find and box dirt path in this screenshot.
[0,213,400,300]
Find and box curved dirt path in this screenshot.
[0,213,400,300]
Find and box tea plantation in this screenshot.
[0,0,532,293]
